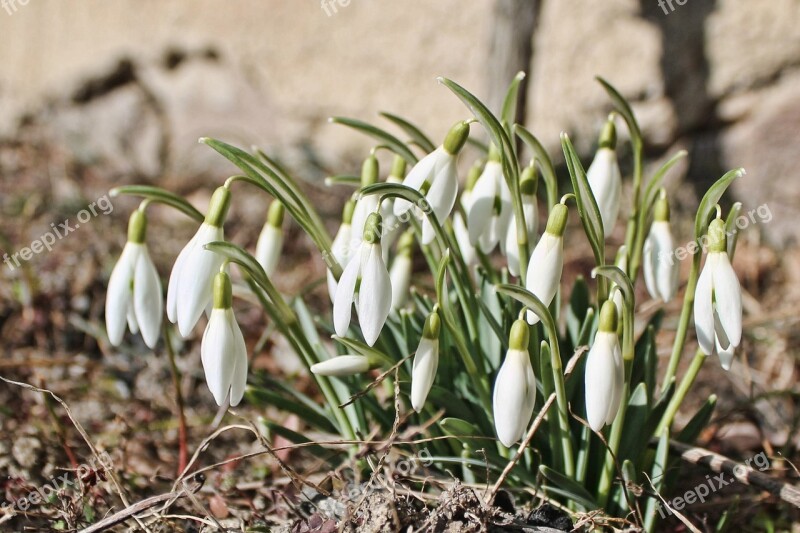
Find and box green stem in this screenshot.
[656,348,706,436]
[163,326,189,476]
[545,325,575,477]
[662,252,701,390]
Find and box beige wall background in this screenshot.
[1,0,799,243]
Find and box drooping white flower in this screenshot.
[468,146,513,254]
[350,155,380,249]
[106,210,163,349]
[255,200,285,277]
[493,319,536,447]
[525,203,567,325]
[334,213,392,346]
[379,156,407,260]
[585,301,624,431]
[167,186,230,337]
[311,355,371,377]
[694,218,742,370]
[411,310,440,412]
[327,199,356,302]
[505,165,539,277]
[643,195,680,303]
[389,230,414,310]
[586,119,621,237]
[452,161,482,267]
[201,269,248,406]
[394,121,470,245]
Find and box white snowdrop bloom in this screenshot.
[586,119,622,237]
[394,121,471,245]
[201,270,248,406]
[452,161,483,267]
[255,200,284,277]
[167,186,229,337]
[327,200,356,303]
[493,319,536,447]
[525,203,567,325]
[411,310,441,412]
[585,301,624,431]
[106,210,163,349]
[389,231,414,310]
[333,213,392,346]
[643,196,680,303]
[468,146,513,254]
[694,218,742,370]
[311,355,371,377]
[505,166,539,277]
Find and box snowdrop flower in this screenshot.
[505,165,539,277]
[201,269,247,406]
[389,230,414,310]
[167,186,230,337]
[587,118,622,237]
[585,301,624,431]
[327,200,356,302]
[694,218,742,370]
[493,319,536,447]
[255,200,284,277]
[311,355,372,377]
[394,120,471,245]
[468,144,513,254]
[106,209,162,349]
[411,309,441,412]
[643,195,680,303]
[525,202,567,325]
[334,213,392,346]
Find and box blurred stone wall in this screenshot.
[0,0,798,244]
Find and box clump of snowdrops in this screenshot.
[105,74,746,528]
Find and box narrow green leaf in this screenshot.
[617,383,650,461]
[562,133,605,265]
[246,387,337,433]
[380,111,436,153]
[643,429,670,531]
[642,151,687,216]
[725,202,743,260]
[324,174,361,187]
[110,185,204,222]
[264,421,333,460]
[501,71,526,129]
[677,395,716,444]
[539,464,598,510]
[329,116,418,163]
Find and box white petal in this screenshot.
[310,355,370,376]
[453,212,476,266]
[389,254,412,311]
[587,148,622,236]
[358,244,392,346]
[524,233,563,325]
[423,156,458,234]
[167,229,200,323]
[711,252,742,348]
[715,332,735,371]
[652,222,678,302]
[467,163,499,246]
[176,224,225,337]
[133,246,163,349]
[394,149,439,216]
[411,338,439,412]
[505,222,520,277]
[643,231,659,301]
[255,224,283,277]
[694,256,715,355]
[333,247,362,337]
[227,309,248,406]
[201,309,236,406]
[106,243,139,346]
[585,332,618,431]
[351,195,379,244]
[493,349,535,447]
